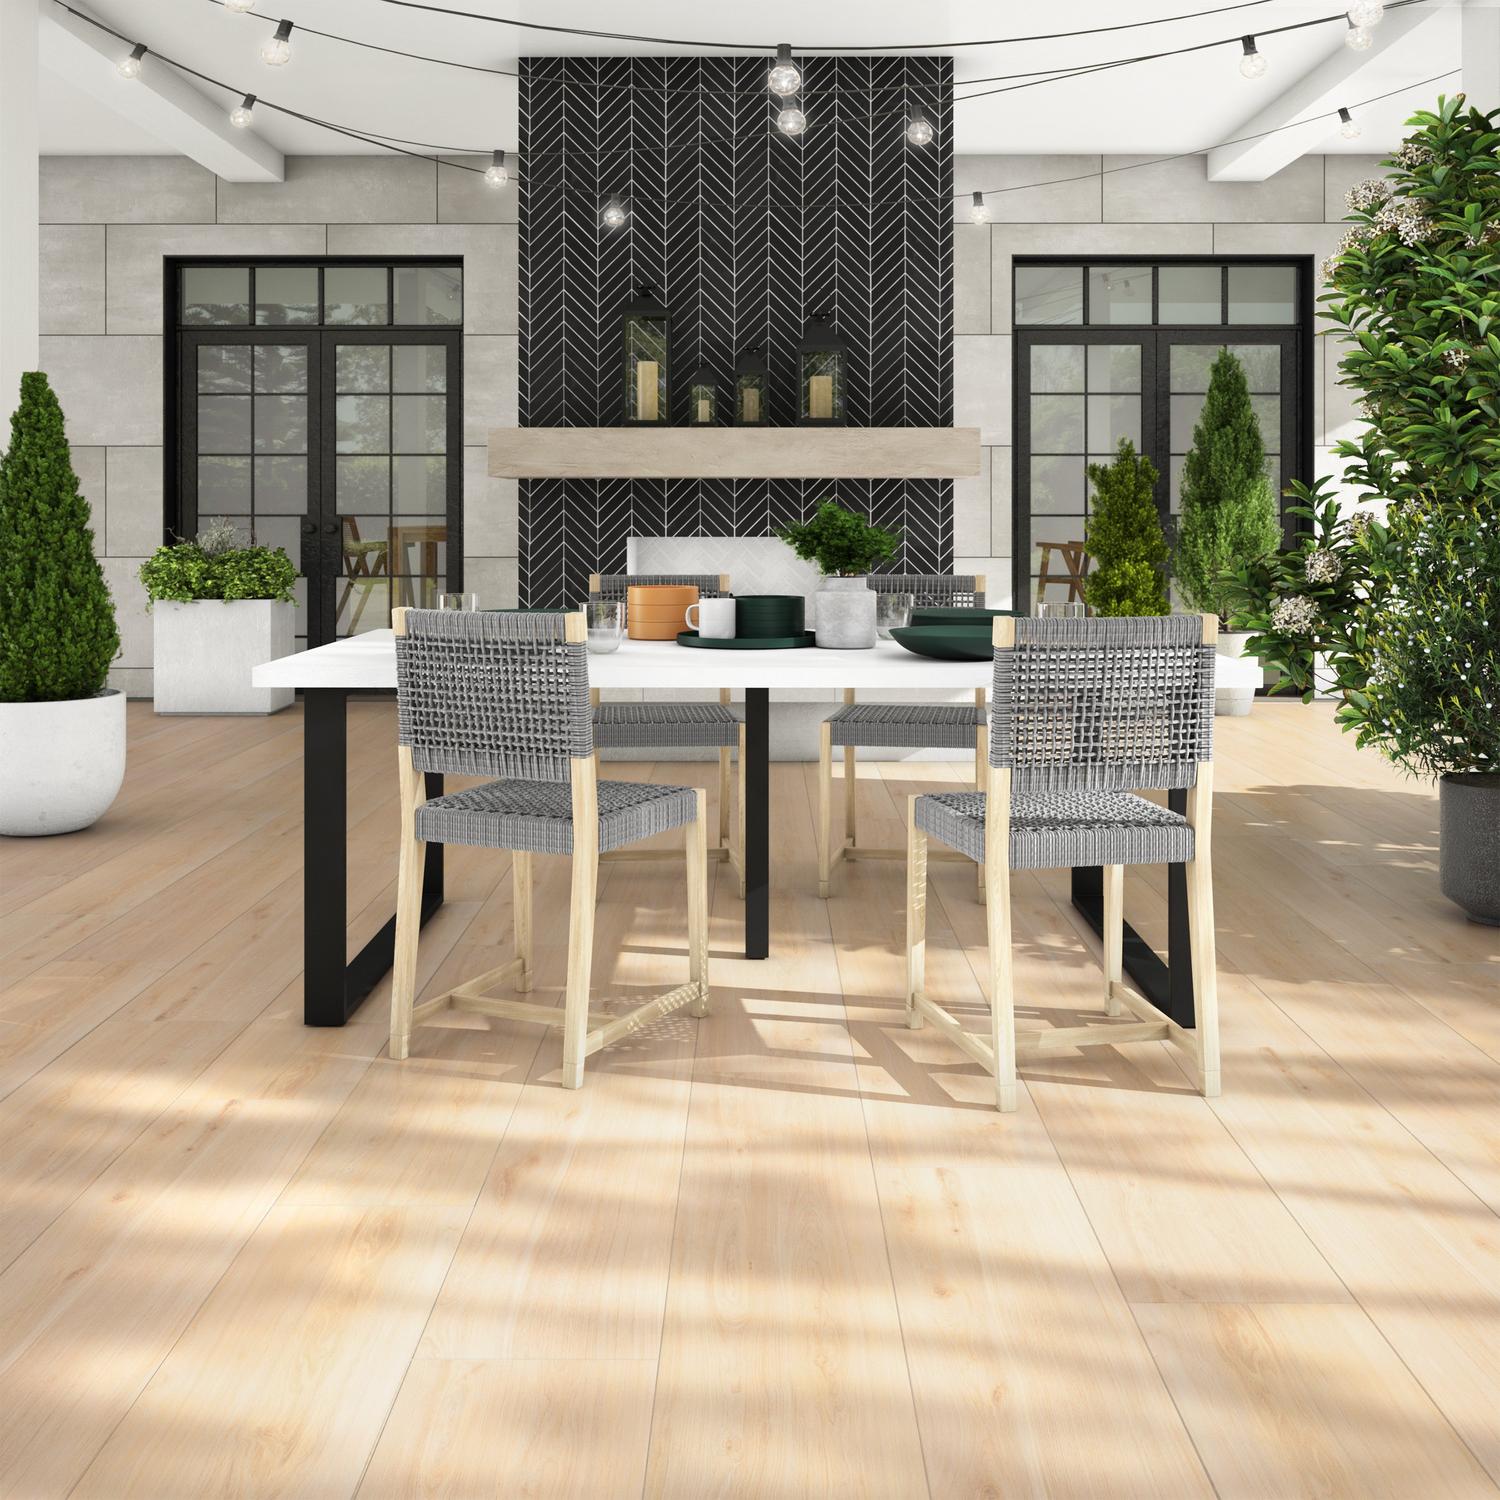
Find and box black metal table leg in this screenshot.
[302,688,444,1026]
[743,687,769,959]
[1069,787,1195,1028]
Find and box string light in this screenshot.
[229,93,256,127]
[223,0,256,11]
[1345,19,1374,48]
[777,99,807,135]
[1338,106,1361,138]
[484,148,509,186]
[1347,0,1384,24]
[906,107,935,146]
[260,18,293,65]
[767,44,801,97]
[969,191,989,224]
[601,197,627,229]
[116,42,147,79]
[1238,35,1267,77]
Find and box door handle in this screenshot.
[300,521,317,536]
[322,522,339,535]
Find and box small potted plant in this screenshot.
[0,371,124,836]
[139,517,297,714]
[777,499,900,649]
[1082,439,1170,617]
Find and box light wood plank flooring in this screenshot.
[1,700,1496,1499]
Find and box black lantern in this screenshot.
[734,346,768,427]
[685,364,717,426]
[797,312,847,425]
[620,281,670,425]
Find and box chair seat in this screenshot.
[827,703,984,750]
[593,702,741,749]
[416,778,699,855]
[915,789,1194,870]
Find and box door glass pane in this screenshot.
[1088,266,1151,324]
[392,345,447,393]
[1229,343,1280,390]
[253,344,308,393]
[255,267,319,325]
[253,395,307,453]
[1087,394,1140,449]
[337,344,390,392]
[1171,393,1207,454]
[251,514,300,558]
[1168,344,1217,393]
[1086,344,1141,393]
[1159,265,1222,324]
[1015,266,1083,326]
[1228,265,1296,323]
[254,456,308,513]
[1030,455,1086,513]
[198,395,251,453]
[198,345,251,393]
[336,395,390,452]
[1030,395,1085,452]
[392,395,446,453]
[394,267,462,326]
[198,455,251,509]
[337,577,392,635]
[183,267,250,325]
[393,456,446,513]
[337,455,390,508]
[389,522,447,578]
[326,267,389,324]
[1030,344,1084,393]
[1251,394,1280,452]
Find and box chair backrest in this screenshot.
[867,573,985,608]
[395,608,592,782]
[990,615,1215,793]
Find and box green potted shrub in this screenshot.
[776,499,900,648]
[1175,349,1283,714]
[1081,439,1170,617]
[139,517,298,714]
[0,371,123,836]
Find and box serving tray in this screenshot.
[676,630,816,650]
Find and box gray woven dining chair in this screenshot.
[589,571,746,894]
[905,613,1220,1112]
[818,573,988,898]
[390,607,709,1089]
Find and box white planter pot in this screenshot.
[1214,631,1263,717]
[814,576,877,650]
[153,599,294,715]
[0,691,126,836]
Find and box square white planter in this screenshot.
[153,600,294,715]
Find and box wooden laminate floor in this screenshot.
[1,700,1497,1499]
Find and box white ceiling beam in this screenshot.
[1207,2,1453,181]
[40,2,283,182]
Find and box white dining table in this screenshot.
[254,630,1193,1030]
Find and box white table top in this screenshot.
[252,629,994,692]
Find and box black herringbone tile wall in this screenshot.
[519,55,953,607]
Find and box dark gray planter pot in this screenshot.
[1439,773,1500,926]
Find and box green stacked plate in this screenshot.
[735,594,805,639]
[909,606,1016,628]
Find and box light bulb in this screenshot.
[1339,107,1361,140]
[484,149,509,187]
[601,199,627,230]
[223,0,256,11]
[1239,36,1267,79]
[1345,22,1373,50]
[906,109,934,147]
[768,44,801,98]
[1347,0,1384,25]
[969,191,989,225]
[777,103,807,136]
[261,19,292,65]
[117,43,146,80]
[229,94,256,128]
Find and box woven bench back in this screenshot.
[867,574,985,608]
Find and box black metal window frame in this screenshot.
[1011,254,1314,613]
[165,256,465,646]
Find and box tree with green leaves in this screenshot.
[0,371,118,702]
[776,499,900,576]
[1175,349,1282,619]
[1082,439,1170,616]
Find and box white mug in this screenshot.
[685,598,736,639]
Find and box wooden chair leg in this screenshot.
[1187,854,1220,1097]
[906,798,927,1030]
[1103,863,1124,1016]
[986,855,1017,1112]
[736,724,747,899]
[562,838,598,1090]
[513,851,533,993]
[844,745,858,847]
[390,821,425,1062]
[687,789,710,1016]
[975,719,988,896]
[818,721,834,899]
[717,747,731,850]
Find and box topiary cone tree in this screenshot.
[1082,439,1170,616]
[0,371,119,702]
[1175,348,1282,620]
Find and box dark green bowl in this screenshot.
[890,626,994,661]
[909,606,1015,627]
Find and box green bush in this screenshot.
[1175,350,1282,618]
[1082,440,1170,616]
[776,499,900,576]
[0,371,119,702]
[139,518,297,604]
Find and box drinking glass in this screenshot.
[875,591,914,640]
[1039,600,1088,619]
[585,599,624,654]
[437,592,479,611]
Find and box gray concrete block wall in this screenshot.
[36,150,1373,693]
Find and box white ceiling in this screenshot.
[38,0,1464,161]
